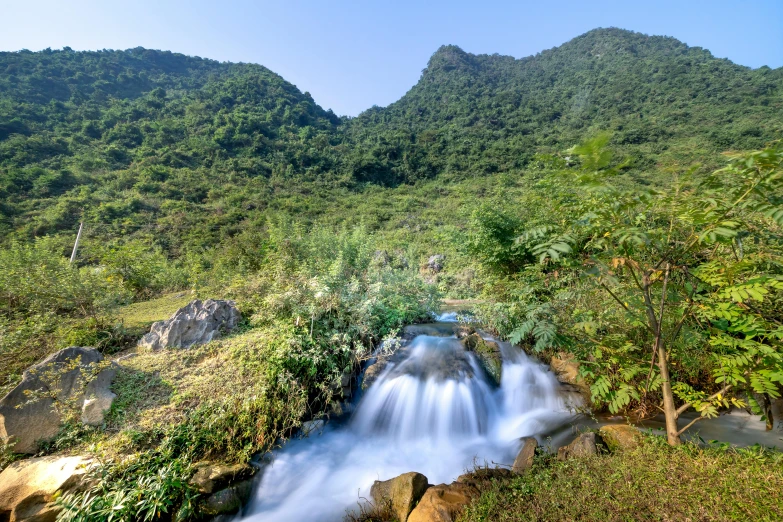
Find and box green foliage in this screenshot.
[0,237,129,318]
[512,139,783,438]
[56,456,198,522]
[458,436,783,522]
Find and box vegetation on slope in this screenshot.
[1,26,782,520]
[459,435,783,522]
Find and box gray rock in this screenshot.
[201,479,254,516]
[772,398,783,431]
[371,471,430,522]
[300,419,325,436]
[426,255,445,272]
[138,299,241,350]
[512,437,538,473]
[0,347,116,454]
[557,432,601,461]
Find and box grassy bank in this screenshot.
[459,435,783,522]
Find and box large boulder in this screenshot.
[599,425,642,451]
[557,432,602,461]
[512,437,538,473]
[0,455,92,522]
[0,347,116,454]
[370,471,430,522]
[461,333,502,384]
[138,299,241,350]
[407,481,479,522]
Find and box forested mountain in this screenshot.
[0,47,340,242]
[1,28,781,244]
[347,28,783,183]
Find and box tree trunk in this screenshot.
[760,394,774,431]
[657,342,681,445]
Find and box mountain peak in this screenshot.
[425,44,478,73]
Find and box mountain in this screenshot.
[344,28,783,184]
[0,28,781,246]
[0,47,340,240]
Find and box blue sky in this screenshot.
[2,0,781,116]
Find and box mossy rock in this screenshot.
[462,333,502,384]
[598,425,642,452]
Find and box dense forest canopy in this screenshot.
[0,27,781,251]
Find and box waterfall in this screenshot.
[239,323,580,522]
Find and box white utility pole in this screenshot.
[69,222,83,265]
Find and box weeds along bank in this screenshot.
[458,434,783,522]
[0,224,436,520]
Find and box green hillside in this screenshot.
[1,28,782,248]
[0,47,340,242]
[346,28,783,184]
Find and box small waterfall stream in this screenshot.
[239,321,581,521]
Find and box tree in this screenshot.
[527,136,783,445]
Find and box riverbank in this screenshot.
[458,434,783,522]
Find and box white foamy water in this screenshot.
[239,328,580,522]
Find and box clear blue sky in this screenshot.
[2,0,782,116]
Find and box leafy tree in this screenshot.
[528,137,783,444]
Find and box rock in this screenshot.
[512,437,538,473]
[453,324,476,339]
[0,455,92,522]
[599,425,642,451]
[0,347,115,454]
[370,471,430,522]
[300,419,325,436]
[456,467,512,487]
[201,479,254,516]
[189,462,255,495]
[772,398,783,431]
[550,352,590,399]
[81,362,117,427]
[461,333,502,384]
[362,359,389,390]
[372,250,391,267]
[340,369,353,398]
[557,432,601,461]
[407,482,479,522]
[328,401,354,417]
[138,299,241,350]
[426,255,446,273]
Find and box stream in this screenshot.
[238,314,783,521]
[238,317,581,521]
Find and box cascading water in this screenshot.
[239,322,581,522]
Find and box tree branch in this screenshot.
[675,384,733,416]
[599,281,657,336]
[676,416,705,437]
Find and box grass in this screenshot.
[67,324,305,463]
[458,435,783,522]
[116,291,195,330]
